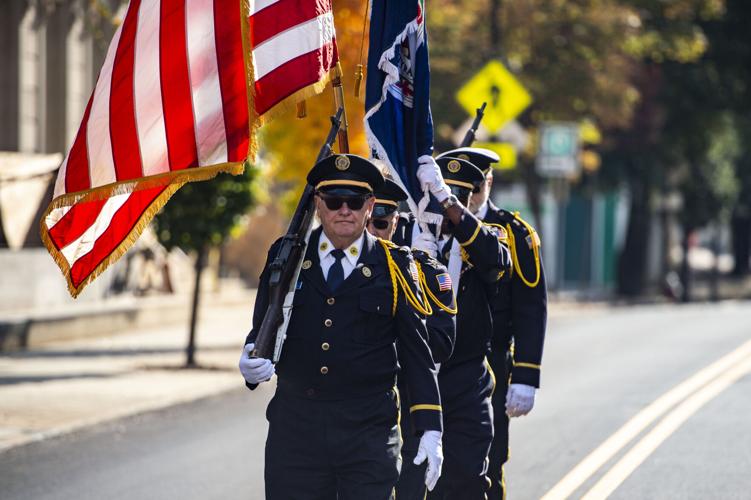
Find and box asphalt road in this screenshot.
[2,302,751,500]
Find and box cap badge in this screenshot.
[458,154,470,161]
[302,260,312,270]
[362,266,372,278]
[335,155,350,171]
[447,160,461,173]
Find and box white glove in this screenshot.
[413,230,438,258]
[413,429,443,491]
[505,383,536,417]
[239,343,275,384]
[417,155,451,203]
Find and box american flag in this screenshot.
[250,0,339,118]
[40,0,339,297]
[436,273,452,292]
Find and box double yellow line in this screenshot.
[541,338,751,500]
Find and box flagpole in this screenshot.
[332,62,350,153]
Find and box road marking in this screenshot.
[541,338,751,500]
[581,355,751,500]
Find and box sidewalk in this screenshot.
[0,295,611,454]
[0,294,257,452]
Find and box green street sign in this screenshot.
[536,122,580,177]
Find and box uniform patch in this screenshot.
[301,259,312,270]
[362,266,372,278]
[436,273,452,291]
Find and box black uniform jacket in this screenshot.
[395,210,511,368]
[411,249,456,364]
[246,227,443,433]
[483,202,547,387]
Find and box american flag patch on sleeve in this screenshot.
[436,273,453,291]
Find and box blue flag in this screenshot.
[365,0,434,214]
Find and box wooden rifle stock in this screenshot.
[252,108,344,359]
[460,102,487,147]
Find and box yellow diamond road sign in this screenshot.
[456,61,532,133]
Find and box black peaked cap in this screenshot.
[437,147,499,175]
[372,179,408,218]
[436,157,484,191]
[307,154,385,195]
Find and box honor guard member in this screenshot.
[367,180,457,499]
[239,154,444,500]
[439,147,547,500]
[403,155,511,499]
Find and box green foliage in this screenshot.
[154,165,261,252]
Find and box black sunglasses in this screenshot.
[318,193,371,211]
[369,218,390,230]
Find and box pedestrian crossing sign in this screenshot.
[456,60,532,133]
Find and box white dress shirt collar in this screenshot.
[317,230,364,281]
[475,200,489,220]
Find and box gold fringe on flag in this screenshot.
[39,161,246,298]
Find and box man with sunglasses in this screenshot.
[395,155,511,499]
[438,147,548,500]
[239,154,444,499]
[368,179,458,499]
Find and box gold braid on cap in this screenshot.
[375,199,398,206]
[445,179,475,190]
[315,180,373,192]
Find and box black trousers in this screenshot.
[487,350,512,500]
[265,388,401,500]
[395,381,428,500]
[428,359,495,500]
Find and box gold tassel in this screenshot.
[296,100,307,119]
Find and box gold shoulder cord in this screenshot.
[415,261,458,315]
[505,214,541,288]
[482,222,508,280]
[379,240,433,316]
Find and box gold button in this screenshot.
[327,297,335,305]
[320,366,329,374]
[321,342,330,351]
[324,319,333,327]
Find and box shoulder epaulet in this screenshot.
[482,221,509,242]
[412,250,444,271]
[381,239,412,257]
[510,211,541,250]
[497,211,542,288]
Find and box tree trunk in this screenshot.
[489,0,501,53]
[679,228,693,303]
[731,208,750,277]
[186,246,206,367]
[617,179,650,297]
[709,223,720,302]
[523,159,544,233]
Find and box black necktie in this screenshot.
[327,249,346,291]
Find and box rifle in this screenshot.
[460,102,487,147]
[252,107,344,360]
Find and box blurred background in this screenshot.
[2,0,750,317]
[1,1,750,499]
